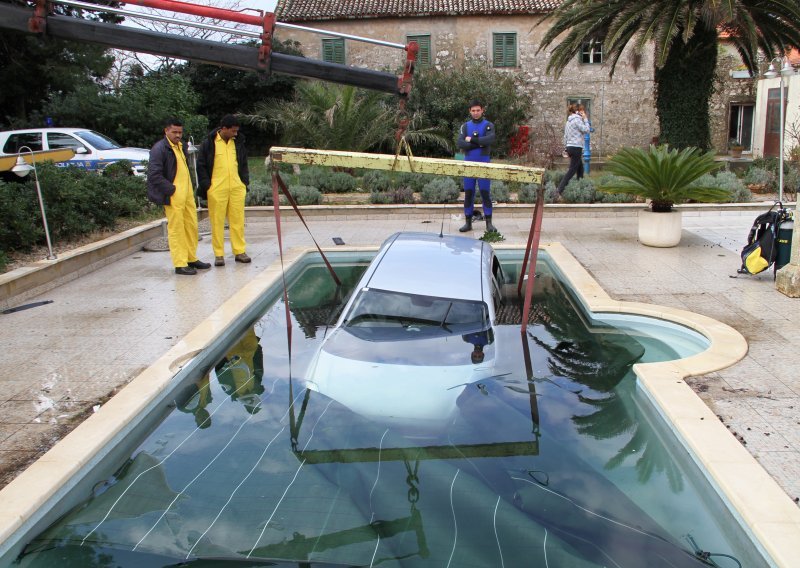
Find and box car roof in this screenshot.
[365,232,488,302]
[1,128,92,133]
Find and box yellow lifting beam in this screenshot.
[269,146,544,185]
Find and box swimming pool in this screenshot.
[9,250,766,567]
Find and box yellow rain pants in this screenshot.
[164,141,199,268]
[208,134,247,257]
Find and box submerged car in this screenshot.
[304,231,507,432]
[0,127,149,175]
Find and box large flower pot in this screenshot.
[638,209,682,247]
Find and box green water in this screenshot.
[16,258,760,568]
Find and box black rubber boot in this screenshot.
[459,217,472,232]
[485,215,497,232]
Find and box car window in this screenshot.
[76,130,121,150]
[345,288,489,337]
[47,132,84,151]
[3,132,43,153]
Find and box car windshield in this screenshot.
[76,130,122,150]
[344,288,489,340]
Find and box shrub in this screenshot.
[370,187,415,204]
[475,180,510,203]
[562,177,596,203]
[324,171,358,193]
[743,166,776,190]
[783,166,800,197]
[369,191,393,204]
[518,183,544,203]
[421,177,459,203]
[245,179,273,206]
[695,171,750,203]
[0,250,7,272]
[288,185,323,205]
[297,166,332,189]
[361,170,393,192]
[0,179,42,251]
[394,171,433,192]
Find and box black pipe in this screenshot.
[0,3,400,94]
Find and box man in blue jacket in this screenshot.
[146,118,210,275]
[457,100,496,233]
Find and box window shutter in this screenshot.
[493,33,516,67]
[407,34,431,67]
[322,38,345,64]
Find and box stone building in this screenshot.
[274,0,753,157]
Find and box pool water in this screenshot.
[16,256,762,567]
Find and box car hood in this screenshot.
[305,329,498,432]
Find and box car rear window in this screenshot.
[3,132,43,153]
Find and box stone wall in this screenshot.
[276,15,742,156]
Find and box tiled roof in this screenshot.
[275,0,561,22]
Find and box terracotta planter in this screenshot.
[638,209,682,247]
[730,147,743,159]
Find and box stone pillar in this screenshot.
[776,206,800,297]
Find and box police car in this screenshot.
[0,128,149,175]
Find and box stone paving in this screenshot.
[0,207,798,511]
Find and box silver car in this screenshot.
[304,231,506,432]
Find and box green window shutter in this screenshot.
[407,34,431,67]
[322,38,345,64]
[493,33,516,68]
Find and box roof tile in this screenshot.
[276,0,560,22]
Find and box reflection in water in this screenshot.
[16,262,750,567]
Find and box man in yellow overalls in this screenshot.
[146,118,211,275]
[197,115,251,267]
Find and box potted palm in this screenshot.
[599,145,730,247]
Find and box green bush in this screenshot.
[288,185,323,205]
[245,179,273,206]
[297,166,332,189]
[370,187,415,204]
[421,177,459,203]
[695,171,750,203]
[0,179,42,251]
[475,180,511,203]
[0,162,149,252]
[324,171,358,193]
[783,166,800,196]
[562,177,596,203]
[517,183,540,203]
[361,170,393,192]
[743,166,776,190]
[0,250,7,272]
[394,171,433,192]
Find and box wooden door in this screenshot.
[763,87,786,157]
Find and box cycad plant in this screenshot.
[240,81,450,154]
[599,145,729,212]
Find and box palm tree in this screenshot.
[538,0,800,150]
[240,81,450,154]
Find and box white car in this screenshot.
[304,231,507,433]
[0,127,149,175]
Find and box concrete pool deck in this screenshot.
[1,203,799,563]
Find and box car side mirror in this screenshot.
[75,146,88,154]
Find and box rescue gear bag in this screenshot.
[738,202,791,277]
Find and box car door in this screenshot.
[46,132,92,170]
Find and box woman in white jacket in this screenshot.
[556,104,590,201]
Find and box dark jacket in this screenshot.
[196,129,250,200]
[146,137,190,206]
